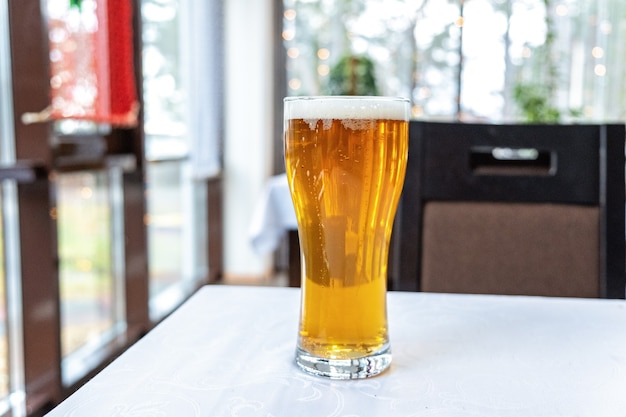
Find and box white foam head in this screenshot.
[284,96,409,122]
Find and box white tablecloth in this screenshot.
[249,174,297,255]
[46,286,626,417]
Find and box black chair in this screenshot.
[389,121,625,299]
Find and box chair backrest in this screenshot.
[389,121,625,299]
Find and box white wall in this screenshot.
[224,0,275,278]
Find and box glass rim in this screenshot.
[284,96,410,121]
[284,95,409,103]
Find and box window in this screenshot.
[0,0,224,414]
[57,170,127,386]
[284,0,626,122]
[141,0,223,321]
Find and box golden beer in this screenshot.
[284,96,409,379]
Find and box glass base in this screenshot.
[295,344,392,379]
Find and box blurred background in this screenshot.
[0,0,624,415]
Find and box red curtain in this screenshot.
[46,0,138,127]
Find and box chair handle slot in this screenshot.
[469,146,555,176]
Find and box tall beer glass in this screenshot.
[284,96,409,379]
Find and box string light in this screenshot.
[600,20,612,35]
[282,29,295,41]
[317,48,330,60]
[289,78,302,90]
[287,47,299,59]
[284,9,296,20]
[592,47,604,59]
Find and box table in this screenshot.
[249,173,297,256]
[46,285,626,417]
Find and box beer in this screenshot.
[284,97,409,378]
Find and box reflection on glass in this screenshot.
[145,161,207,322]
[57,171,122,365]
[142,0,210,321]
[141,0,187,156]
[146,163,183,301]
[142,0,189,321]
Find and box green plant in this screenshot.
[513,83,560,123]
[513,0,562,123]
[326,54,379,96]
